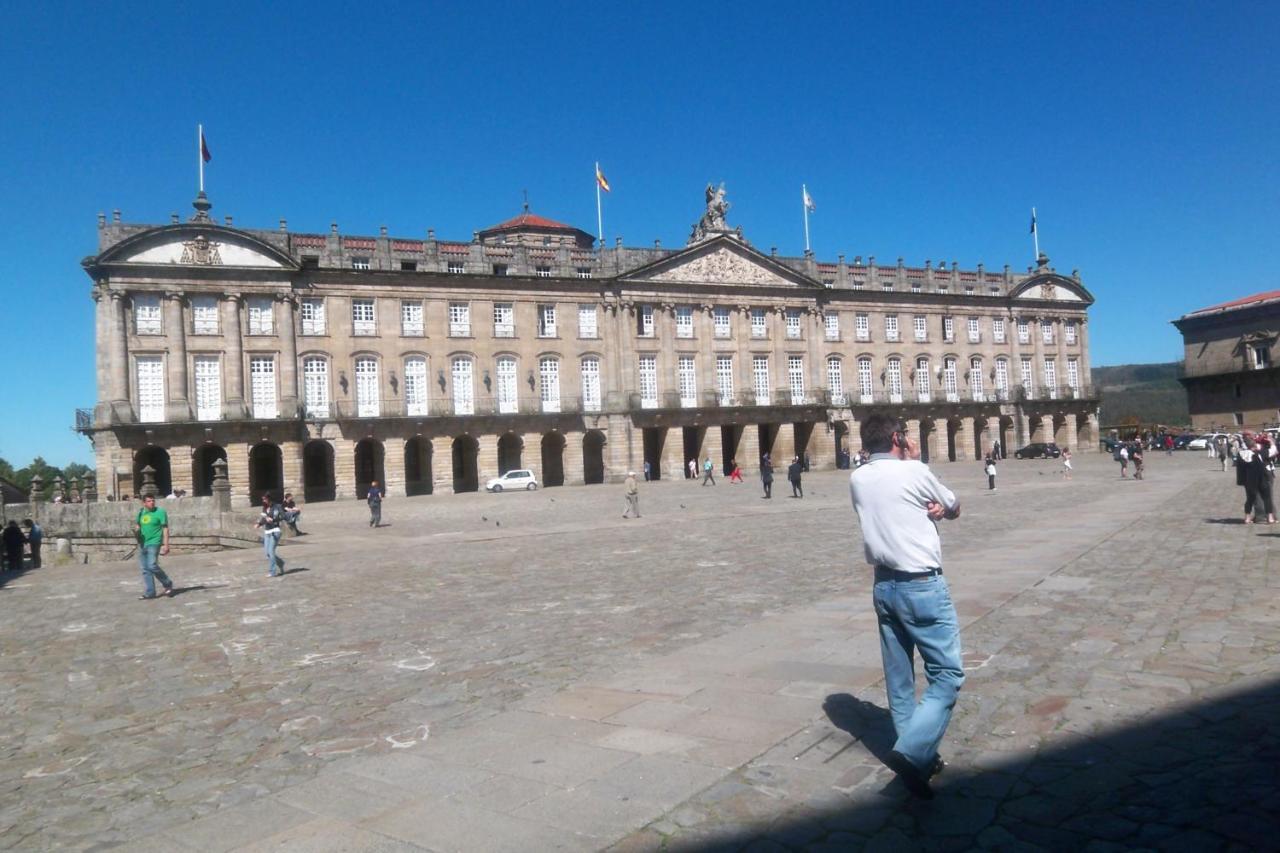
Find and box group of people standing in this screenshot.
[1235,433,1277,524]
[1,519,42,572]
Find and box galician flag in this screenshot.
[200,128,212,163]
[596,164,610,193]
[803,186,816,212]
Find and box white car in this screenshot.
[1187,433,1226,451]
[485,469,538,492]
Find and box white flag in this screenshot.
[803,187,816,212]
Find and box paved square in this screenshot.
[2,451,1276,850]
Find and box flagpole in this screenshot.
[1032,206,1039,258]
[802,184,811,253]
[595,162,604,247]
[198,124,205,193]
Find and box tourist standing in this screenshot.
[133,495,175,599]
[1165,434,1174,455]
[622,471,641,518]
[22,519,42,568]
[760,453,774,499]
[1118,443,1129,478]
[643,460,652,482]
[1245,438,1277,524]
[688,458,698,480]
[984,453,997,490]
[1061,447,1073,480]
[255,498,286,577]
[2,521,25,572]
[788,456,804,498]
[849,413,963,799]
[367,480,385,528]
[702,455,716,486]
[1132,443,1145,480]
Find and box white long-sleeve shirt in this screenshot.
[850,454,959,573]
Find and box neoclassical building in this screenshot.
[77,188,1100,503]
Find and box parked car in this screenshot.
[1186,433,1227,451]
[1014,442,1062,459]
[485,469,539,492]
[1172,434,1198,450]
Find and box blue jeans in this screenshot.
[263,530,283,576]
[873,574,965,770]
[138,545,173,597]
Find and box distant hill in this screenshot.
[1092,361,1189,427]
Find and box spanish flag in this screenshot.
[596,164,610,193]
[200,128,212,163]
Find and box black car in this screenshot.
[1014,442,1062,459]
[1172,434,1197,450]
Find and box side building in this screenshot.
[77,189,1100,503]
[1173,290,1280,431]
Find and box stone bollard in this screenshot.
[83,473,98,502]
[71,477,82,503]
[211,458,232,512]
[140,465,158,499]
[52,476,66,503]
[29,474,44,503]
[55,538,72,555]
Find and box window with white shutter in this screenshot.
[404,356,428,416]
[250,356,277,418]
[355,357,379,417]
[136,356,164,421]
[191,296,219,334]
[452,357,473,414]
[134,295,162,335]
[194,356,221,420]
[303,357,329,418]
[496,356,518,414]
[581,357,601,411]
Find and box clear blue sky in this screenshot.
[2,2,1277,466]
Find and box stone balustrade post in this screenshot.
[29,475,44,503]
[83,473,98,503]
[211,458,232,511]
[139,465,158,499]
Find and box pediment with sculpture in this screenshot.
[624,237,821,289]
[95,224,297,270]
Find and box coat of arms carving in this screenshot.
[180,235,223,265]
[1039,281,1055,300]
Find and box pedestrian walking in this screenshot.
[1061,447,1073,480]
[849,413,963,799]
[788,456,804,498]
[367,480,385,528]
[688,458,698,480]
[622,471,641,518]
[728,458,744,483]
[1217,437,1230,472]
[255,497,286,577]
[760,453,774,499]
[643,460,652,482]
[1118,443,1129,478]
[701,455,716,486]
[132,494,175,599]
[984,453,997,490]
[21,519,42,568]
[2,521,25,572]
[991,440,1001,460]
[1132,443,1145,480]
[1244,437,1277,524]
[1165,434,1174,455]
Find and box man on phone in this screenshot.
[849,413,962,799]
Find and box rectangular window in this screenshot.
[493,303,514,338]
[1021,356,1034,397]
[881,280,894,291]
[194,355,221,421]
[911,282,922,293]
[751,308,767,338]
[134,294,162,335]
[886,358,902,403]
[352,299,376,336]
[1065,321,1077,344]
[1067,358,1080,394]
[676,306,694,339]
[678,355,697,407]
[995,360,1010,397]
[753,355,771,405]
[968,317,980,343]
[916,358,931,403]
[578,304,597,338]
[1042,320,1054,344]
[351,256,371,270]
[581,357,601,412]
[943,316,954,342]
[825,313,840,340]
[639,355,658,408]
[540,358,560,412]
[855,313,870,341]
[858,358,873,403]
[1044,359,1057,398]
[943,358,958,401]
[404,357,428,416]
[537,304,557,337]
[448,302,470,337]
[639,305,655,337]
[788,355,805,404]
[300,298,326,335]
[492,263,509,276]
[575,267,592,279]
[785,309,802,339]
[992,317,1005,343]
[535,266,552,278]
[1255,345,1271,369]
[136,356,164,421]
[913,316,927,342]
[716,355,734,404]
[1018,319,1030,343]
[303,356,330,418]
[400,260,417,272]
[191,296,219,334]
[447,261,465,274]
[250,355,277,419]
[714,307,732,338]
[452,357,474,415]
[247,297,275,335]
[827,358,844,403]
[971,358,985,400]
[884,315,899,342]
[496,357,518,414]
[401,301,424,336]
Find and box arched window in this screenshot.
[857,357,873,403]
[826,356,843,404]
[994,358,1010,399]
[886,357,903,403]
[970,357,984,400]
[943,357,958,401]
[404,356,428,416]
[916,357,930,402]
[302,356,328,418]
[581,356,601,412]
[355,356,379,417]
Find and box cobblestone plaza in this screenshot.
[2,451,1276,850]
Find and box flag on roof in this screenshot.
[596,164,610,193]
[200,128,212,163]
[1029,209,1037,234]
[803,186,816,212]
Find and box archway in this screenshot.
[583,431,606,485]
[405,437,433,496]
[946,418,961,462]
[1029,414,1046,444]
[541,432,566,487]
[642,427,666,480]
[720,425,741,474]
[681,427,702,478]
[191,444,226,497]
[1076,413,1095,450]
[497,432,523,474]
[303,440,336,502]
[452,435,479,493]
[833,422,850,468]
[757,423,778,463]
[998,416,1014,458]
[973,418,988,460]
[133,447,172,498]
[793,422,814,468]
[248,443,283,504]
[354,439,385,499]
[1053,414,1069,447]
[918,421,933,465]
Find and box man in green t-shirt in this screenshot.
[134,495,175,599]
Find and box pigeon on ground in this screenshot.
[495,520,501,527]
[482,516,487,522]
[680,504,686,509]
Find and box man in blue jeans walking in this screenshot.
[133,495,175,600]
[850,413,963,799]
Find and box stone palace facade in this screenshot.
[77,188,1100,503]
[1174,290,1280,431]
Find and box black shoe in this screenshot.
[886,750,934,799]
[929,755,947,778]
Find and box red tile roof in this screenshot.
[1187,289,1280,317]
[482,211,583,233]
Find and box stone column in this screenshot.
[91,287,110,419]
[610,303,634,411]
[225,440,252,505]
[986,416,1001,457]
[165,292,191,421]
[1032,315,1046,399]
[1079,318,1093,392]
[700,425,723,473]
[1017,410,1033,448]
[737,305,753,404]
[1083,412,1100,452]
[109,292,131,418]
[562,430,586,484]
[904,418,923,455]
[222,295,247,418]
[845,415,863,458]
[921,417,942,464]
[1062,413,1078,452]
[606,413,632,482]
[382,437,407,497]
[738,423,761,470]
[169,444,193,494]
[430,435,455,494]
[278,294,299,417]
[953,416,975,461]
[658,426,681,480]
[279,439,304,499]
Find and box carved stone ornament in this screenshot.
[650,247,789,286]
[689,182,734,244]
[180,234,224,266]
[1039,281,1056,300]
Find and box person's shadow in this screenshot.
[822,693,896,764]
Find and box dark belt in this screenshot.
[875,565,943,582]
